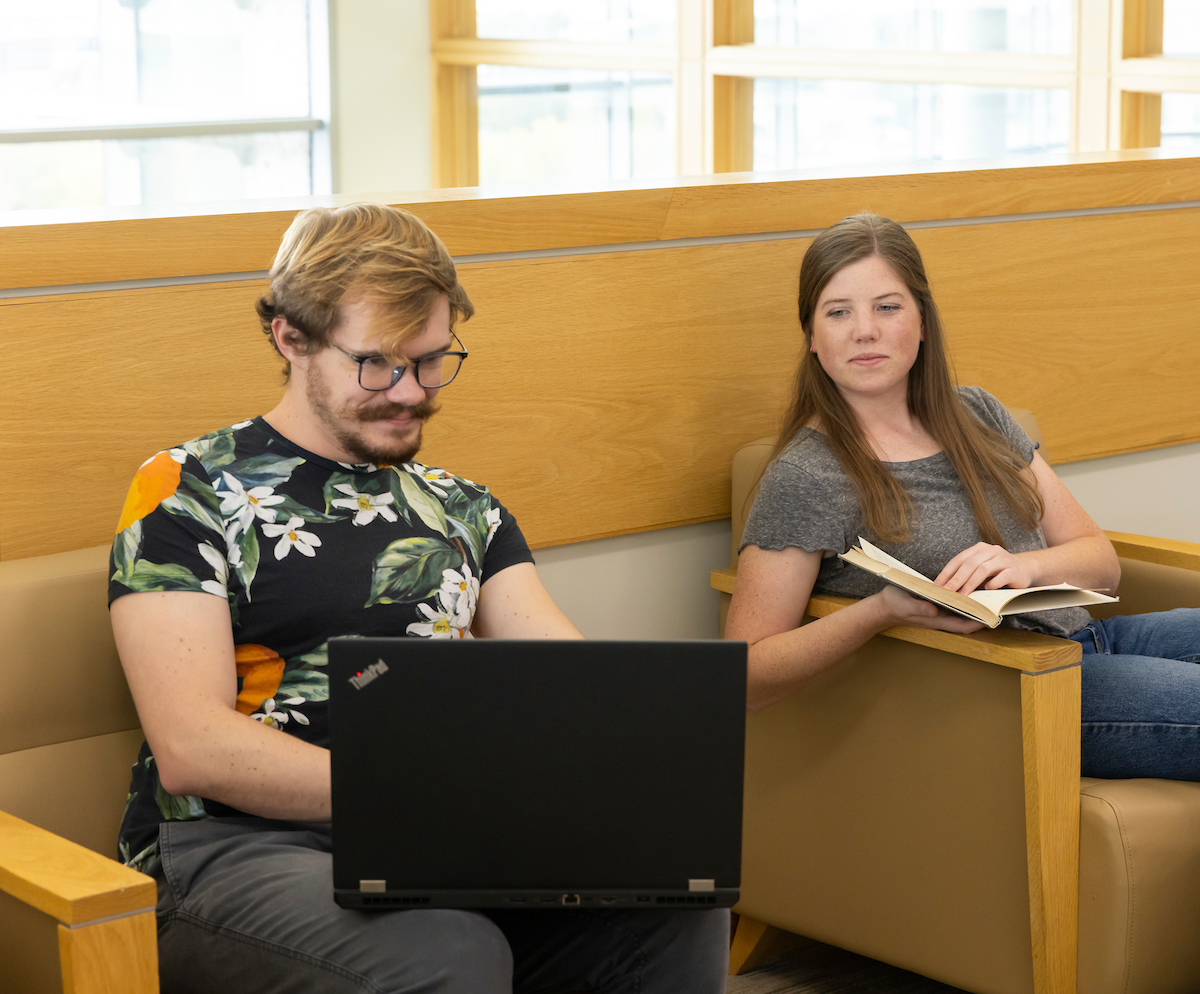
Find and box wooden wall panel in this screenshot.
[0,283,283,560]
[918,207,1200,463]
[1,185,1197,560]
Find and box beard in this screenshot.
[306,364,440,466]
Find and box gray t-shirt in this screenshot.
[740,386,1090,639]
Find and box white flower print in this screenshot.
[406,601,467,639]
[484,506,502,549]
[260,516,321,560]
[330,484,399,526]
[409,464,457,496]
[197,542,228,598]
[438,563,479,629]
[251,696,310,728]
[219,473,285,536]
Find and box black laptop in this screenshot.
[328,638,746,911]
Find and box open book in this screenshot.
[837,537,1118,629]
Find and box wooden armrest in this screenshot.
[711,567,1080,673]
[1105,530,1200,571]
[0,810,155,925]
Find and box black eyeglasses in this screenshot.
[333,332,468,391]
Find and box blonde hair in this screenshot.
[769,212,1042,545]
[256,204,474,376]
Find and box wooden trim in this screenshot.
[0,811,156,926]
[1123,0,1164,58]
[713,0,754,47]
[1120,90,1163,146]
[435,64,478,188]
[1106,530,1200,570]
[728,914,782,976]
[1113,57,1200,90]
[712,76,754,172]
[710,569,1082,673]
[5,151,1200,290]
[1020,665,1082,994]
[58,912,158,994]
[433,37,677,72]
[431,0,474,40]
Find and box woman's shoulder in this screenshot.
[955,385,1036,460]
[955,384,1004,420]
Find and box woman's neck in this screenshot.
[838,388,942,462]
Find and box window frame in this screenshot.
[430,0,1200,186]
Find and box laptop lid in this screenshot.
[329,638,746,910]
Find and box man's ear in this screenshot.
[271,316,307,364]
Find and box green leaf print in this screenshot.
[162,489,224,537]
[367,536,462,607]
[277,669,329,702]
[111,520,142,585]
[443,486,491,567]
[120,560,204,594]
[183,430,237,471]
[233,524,260,600]
[396,470,448,537]
[271,494,339,525]
[226,453,305,489]
[154,780,207,821]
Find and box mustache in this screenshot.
[355,398,440,423]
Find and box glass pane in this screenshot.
[1161,93,1200,150]
[477,66,675,186]
[754,0,1072,54]
[0,0,312,130]
[476,0,674,44]
[1163,1,1200,56]
[753,79,1069,171]
[0,132,314,212]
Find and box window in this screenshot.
[433,0,1200,187]
[0,0,330,211]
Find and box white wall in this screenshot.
[535,445,1200,639]
[329,0,432,195]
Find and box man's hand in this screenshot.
[934,542,1036,595]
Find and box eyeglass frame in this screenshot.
[332,331,469,391]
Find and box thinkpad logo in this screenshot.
[349,659,389,690]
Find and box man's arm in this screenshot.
[111,590,332,821]
[471,562,583,639]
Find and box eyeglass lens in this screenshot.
[358,352,463,390]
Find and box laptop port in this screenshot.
[600,897,616,905]
[561,894,580,906]
[508,897,526,903]
[636,896,650,902]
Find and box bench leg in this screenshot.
[58,910,158,994]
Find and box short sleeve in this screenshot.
[109,449,230,605]
[740,453,850,556]
[480,500,535,584]
[957,386,1036,465]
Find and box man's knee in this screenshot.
[365,908,513,992]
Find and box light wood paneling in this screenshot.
[1020,665,1083,994]
[915,207,1200,463]
[3,199,1199,560]
[3,151,1198,289]
[0,811,155,925]
[713,76,755,173]
[1106,531,1200,570]
[0,281,283,560]
[58,912,158,994]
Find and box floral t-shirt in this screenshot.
[108,417,534,873]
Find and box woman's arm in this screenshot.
[728,545,983,714]
[934,452,1120,595]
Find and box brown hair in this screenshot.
[767,212,1042,545]
[256,203,474,377]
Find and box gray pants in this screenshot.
[153,818,730,993]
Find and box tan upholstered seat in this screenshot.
[717,414,1200,994]
[0,546,157,993]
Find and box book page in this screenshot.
[967,583,1118,616]
[857,537,933,583]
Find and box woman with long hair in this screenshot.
[727,212,1200,780]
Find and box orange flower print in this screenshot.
[116,450,184,533]
[234,644,285,716]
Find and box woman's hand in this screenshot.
[934,542,1036,594]
[871,584,986,634]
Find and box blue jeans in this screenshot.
[1071,609,1200,781]
[153,817,730,994]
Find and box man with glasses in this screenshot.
[107,204,728,993]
